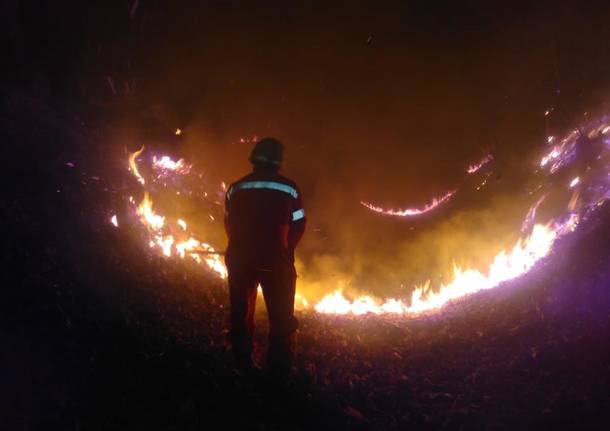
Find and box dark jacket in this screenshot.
[224,167,306,268]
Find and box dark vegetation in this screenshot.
[2,92,610,430]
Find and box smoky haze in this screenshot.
[8,1,610,300]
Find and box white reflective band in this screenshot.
[292,208,305,221]
[227,181,298,199]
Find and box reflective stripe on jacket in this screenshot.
[225,170,305,266]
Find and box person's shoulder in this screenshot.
[231,171,300,192]
[226,174,252,199]
[275,173,298,189]
[230,173,255,187]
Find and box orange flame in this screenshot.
[128,148,228,279]
[467,154,493,174]
[361,190,456,217]
[128,145,146,185]
[315,222,561,315]
[117,111,610,318]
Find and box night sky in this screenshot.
[6,0,610,295]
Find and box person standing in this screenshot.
[224,138,306,377]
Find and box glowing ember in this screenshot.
[239,135,259,144]
[570,177,580,188]
[467,154,493,174]
[175,128,182,135]
[177,219,187,230]
[110,215,118,227]
[361,190,456,217]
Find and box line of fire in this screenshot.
[118,120,606,314]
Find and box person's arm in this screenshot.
[288,187,306,250]
[224,186,232,238]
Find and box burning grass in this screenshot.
[118,113,610,317]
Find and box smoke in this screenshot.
[166,110,540,305]
[293,177,533,302]
[12,1,610,305]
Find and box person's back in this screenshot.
[224,138,306,377]
[225,168,303,268]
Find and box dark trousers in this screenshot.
[227,261,299,367]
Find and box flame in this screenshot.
[467,154,493,174]
[197,243,228,279]
[136,192,228,278]
[315,222,559,315]
[295,292,309,310]
[136,192,227,278]
[407,222,557,312]
[128,145,146,184]
[361,190,456,217]
[539,130,580,173]
[176,237,199,258]
[111,112,610,318]
[127,148,228,279]
[521,195,546,233]
[156,234,174,257]
[152,155,191,174]
[137,192,165,230]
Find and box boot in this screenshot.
[266,330,298,379]
[230,332,256,375]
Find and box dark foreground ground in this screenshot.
[2,99,610,431]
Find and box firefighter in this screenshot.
[224,137,306,377]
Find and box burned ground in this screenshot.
[2,95,610,431]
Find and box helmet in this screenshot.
[249,137,284,167]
